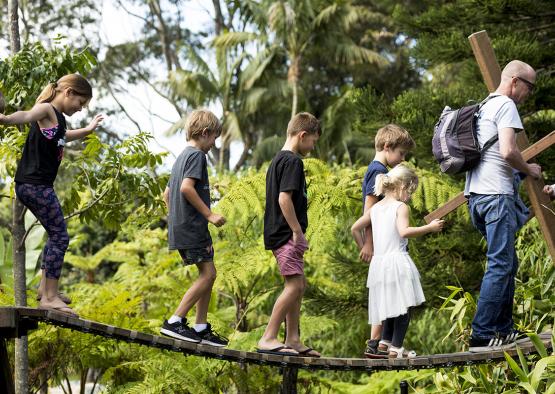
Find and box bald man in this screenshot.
[465,60,542,352]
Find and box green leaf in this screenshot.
[505,352,529,383]
[528,333,548,358]
[530,355,555,389]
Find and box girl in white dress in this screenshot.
[352,164,444,358]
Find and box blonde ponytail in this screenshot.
[374,173,390,197]
[35,74,93,104]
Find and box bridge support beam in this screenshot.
[1,338,15,394]
[280,367,298,394]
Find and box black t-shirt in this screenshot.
[14,106,67,186]
[264,150,308,250]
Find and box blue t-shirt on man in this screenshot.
[361,160,388,209]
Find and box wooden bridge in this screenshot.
[0,307,552,393]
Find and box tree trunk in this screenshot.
[39,370,48,394]
[288,55,301,119]
[86,270,95,284]
[232,139,252,172]
[212,0,225,35]
[8,0,21,52]
[9,2,29,393]
[12,198,28,394]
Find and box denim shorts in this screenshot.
[178,245,214,265]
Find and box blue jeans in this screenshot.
[468,194,519,339]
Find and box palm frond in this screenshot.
[212,31,258,48]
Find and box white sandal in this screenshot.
[378,339,391,351]
[388,346,417,359]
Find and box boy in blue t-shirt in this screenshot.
[353,124,415,358]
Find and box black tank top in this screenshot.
[14,105,67,186]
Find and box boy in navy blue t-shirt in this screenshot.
[353,124,415,357]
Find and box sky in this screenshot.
[94,0,227,167]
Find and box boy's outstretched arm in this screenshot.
[180,177,225,227]
[396,203,444,238]
[278,191,306,245]
[0,103,50,125]
[351,213,371,250]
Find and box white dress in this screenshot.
[367,200,425,325]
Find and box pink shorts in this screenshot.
[272,237,308,276]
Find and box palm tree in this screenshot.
[237,0,387,118]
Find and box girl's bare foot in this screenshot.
[39,297,78,317]
[36,290,72,304]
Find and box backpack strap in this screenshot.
[478,93,501,109]
[478,94,502,154]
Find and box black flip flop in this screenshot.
[296,347,321,358]
[256,345,298,356]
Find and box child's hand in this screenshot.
[86,114,104,132]
[428,219,445,233]
[359,244,373,263]
[208,213,226,227]
[292,230,308,248]
[543,185,555,199]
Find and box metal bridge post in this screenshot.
[280,367,298,394]
[400,380,408,394]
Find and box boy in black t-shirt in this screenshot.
[160,109,228,347]
[257,112,322,357]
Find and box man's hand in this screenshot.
[527,163,542,180]
[208,213,226,227]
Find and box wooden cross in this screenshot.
[424,31,555,262]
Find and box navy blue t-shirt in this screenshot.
[361,160,387,209]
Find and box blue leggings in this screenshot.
[15,183,69,279]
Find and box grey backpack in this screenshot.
[432,95,499,175]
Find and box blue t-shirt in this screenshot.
[361,160,388,209]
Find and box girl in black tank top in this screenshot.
[0,74,104,317]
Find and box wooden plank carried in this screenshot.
[425,131,555,223]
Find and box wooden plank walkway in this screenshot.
[0,307,551,372]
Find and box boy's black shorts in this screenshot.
[178,245,214,265]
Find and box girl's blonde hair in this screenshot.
[36,74,92,104]
[374,164,418,199]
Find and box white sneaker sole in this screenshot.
[469,343,515,352]
[160,328,201,343]
[200,339,228,347]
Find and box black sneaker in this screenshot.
[364,339,388,359]
[160,319,201,343]
[195,323,228,347]
[469,336,514,352]
[502,330,530,345]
